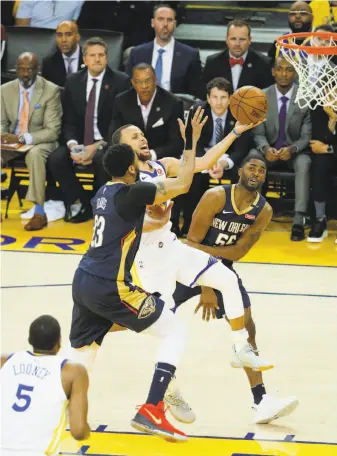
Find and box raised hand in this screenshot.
[234,117,266,135]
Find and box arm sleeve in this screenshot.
[115,181,157,221]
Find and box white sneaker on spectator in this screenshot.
[253,394,299,424]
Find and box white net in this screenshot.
[277,34,337,111]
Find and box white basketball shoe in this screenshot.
[253,394,299,424]
[231,342,274,371]
[164,379,196,424]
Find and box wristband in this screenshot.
[232,128,241,138]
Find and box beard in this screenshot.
[241,176,263,192]
[138,150,152,162]
[288,19,312,36]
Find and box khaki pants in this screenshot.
[2,142,57,206]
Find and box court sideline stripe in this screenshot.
[2,283,337,299]
[2,249,337,268]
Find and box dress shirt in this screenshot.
[151,38,175,92]
[229,51,248,91]
[14,81,37,144]
[206,110,234,170]
[67,69,105,148]
[137,90,157,160]
[275,85,294,114]
[16,0,83,29]
[62,45,80,75]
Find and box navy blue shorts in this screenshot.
[70,268,164,348]
[173,265,251,319]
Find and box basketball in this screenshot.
[229,86,268,124]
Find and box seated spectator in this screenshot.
[171,77,251,236]
[42,21,83,87]
[307,102,337,243]
[310,0,337,30]
[127,4,203,98]
[203,19,273,92]
[268,1,314,64]
[1,52,62,230]
[249,56,312,242]
[109,63,184,160]
[15,0,83,29]
[48,37,130,224]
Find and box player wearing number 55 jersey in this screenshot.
[174,155,298,424]
[0,315,90,456]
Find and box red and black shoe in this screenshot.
[131,401,188,443]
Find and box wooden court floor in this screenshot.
[1,197,337,456]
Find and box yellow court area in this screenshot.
[1,196,337,456]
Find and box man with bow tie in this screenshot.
[203,19,274,92]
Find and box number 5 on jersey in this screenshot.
[91,215,106,247]
[12,384,34,412]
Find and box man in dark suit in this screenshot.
[171,77,252,236]
[109,62,184,160]
[203,19,273,92]
[250,56,312,241]
[42,21,84,87]
[48,37,130,223]
[127,4,202,98]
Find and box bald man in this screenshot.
[1,52,62,230]
[268,1,313,63]
[42,21,84,87]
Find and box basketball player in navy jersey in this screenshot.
[174,155,299,424]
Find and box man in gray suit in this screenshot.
[1,52,62,231]
[250,56,312,241]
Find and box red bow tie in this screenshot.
[229,57,244,68]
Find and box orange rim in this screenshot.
[276,31,337,55]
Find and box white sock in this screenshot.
[231,328,249,349]
[59,341,100,373]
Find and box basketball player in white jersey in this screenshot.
[1,315,90,456]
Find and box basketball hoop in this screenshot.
[276,31,337,111]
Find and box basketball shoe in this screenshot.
[164,379,196,424]
[131,401,188,442]
[253,394,299,424]
[231,342,274,371]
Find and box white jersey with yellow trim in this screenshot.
[139,160,176,247]
[0,351,68,456]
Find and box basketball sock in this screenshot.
[34,204,45,216]
[231,328,249,348]
[251,383,266,405]
[146,362,176,405]
[314,201,326,220]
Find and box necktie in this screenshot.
[18,90,29,135]
[66,57,75,75]
[229,57,244,68]
[275,96,288,150]
[215,117,224,144]
[155,49,165,86]
[84,78,98,146]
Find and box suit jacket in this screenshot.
[42,47,84,87]
[193,101,251,165]
[311,106,337,155]
[62,67,130,144]
[252,84,312,154]
[1,75,62,144]
[109,86,184,159]
[127,40,203,99]
[203,48,274,92]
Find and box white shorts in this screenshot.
[134,238,217,299]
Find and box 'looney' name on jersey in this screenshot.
[212,218,250,234]
[13,363,51,380]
